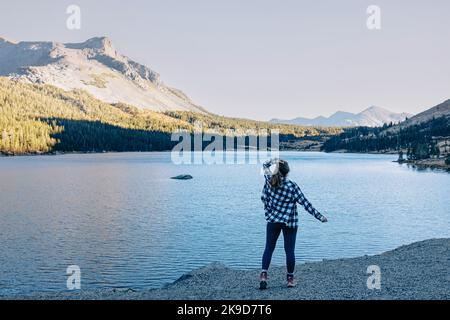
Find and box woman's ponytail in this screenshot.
[270,172,283,188]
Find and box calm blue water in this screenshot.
[0,152,449,296]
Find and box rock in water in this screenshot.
[171,175,193,180]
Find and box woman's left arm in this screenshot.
[294,184,328,222]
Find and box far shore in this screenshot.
[2,149,449,171]
[0,150,173,157]
[4,238,449,300]
[395,158,450,172]
[329,149,399,155]
[0,149,403,158]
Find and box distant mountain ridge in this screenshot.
[322,99,450,155]
[271,106,412,127]
[0,36,205,112]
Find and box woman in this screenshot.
[260,158,328,289]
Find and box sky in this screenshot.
[1,0,449,121]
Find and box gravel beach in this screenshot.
[4,238,450,300]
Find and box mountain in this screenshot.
[385,99,450,133]
[0,36,205,112]
[323,99,450,156]
[356,106,412,127]
[271,106,412,127]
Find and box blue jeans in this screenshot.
[262,222,298,274]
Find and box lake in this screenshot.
[0,152,449,296]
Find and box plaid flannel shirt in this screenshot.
[261,159,324,228]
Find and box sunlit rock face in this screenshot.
[0,36,205,113]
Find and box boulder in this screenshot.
[171,174,193,180]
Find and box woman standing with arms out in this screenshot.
[260,158,328,289]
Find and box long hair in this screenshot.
[270,160,290,188]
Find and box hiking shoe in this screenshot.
[259,272,268,290]
[287,274,296,288]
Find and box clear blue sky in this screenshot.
[1,0,449,120]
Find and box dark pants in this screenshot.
[262,222,298,274]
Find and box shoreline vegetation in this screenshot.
[396,158,450,171]
[4,238,449,300]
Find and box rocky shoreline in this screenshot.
[397,158,450,171]
[3,238,449,300]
